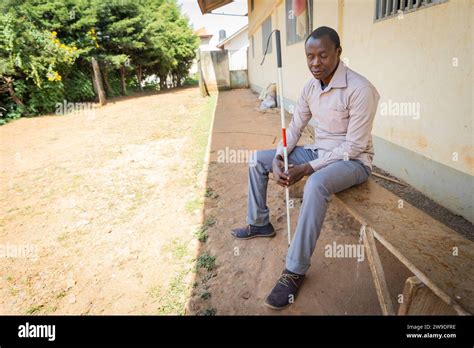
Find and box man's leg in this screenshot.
[264,159,370,309]
[286,159,371,274]
[246,147,317,226]
[231,146,317,239]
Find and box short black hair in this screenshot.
[305,26,340,48]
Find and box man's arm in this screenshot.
[275,82,313,159]
[308,85,379,172]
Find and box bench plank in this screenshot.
[363,226,396,315]
[335,179,474,315]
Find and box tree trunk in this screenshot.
[1,77,24,106]
[91,57,106,106]
[160,74,167,90]
[120,66,127,95]
[197,50,210,97]
[101,62,113,97]
[136,65,143,92]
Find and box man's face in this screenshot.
[305,35,341,83]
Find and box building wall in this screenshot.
[224,28,249,70]
[247,0,473,222]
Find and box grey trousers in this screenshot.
[246,146,371,275]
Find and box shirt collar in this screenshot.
[315,60,347,91]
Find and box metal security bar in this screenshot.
[374,0,447,21]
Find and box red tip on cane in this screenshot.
[282,128,287,147]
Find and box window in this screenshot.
[262,16,272,54]
[374,0,447,21]
[286,0,313,45]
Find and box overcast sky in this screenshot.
[177,0,248,48]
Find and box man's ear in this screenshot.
[337,46,342,58]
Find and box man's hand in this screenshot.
[272,155,289,187]
[272,155,314,187]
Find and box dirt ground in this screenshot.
[0,87,213,314]
[1,86,416,315]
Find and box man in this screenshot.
[231,26,380,310]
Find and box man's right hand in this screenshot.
[272,155,289,187]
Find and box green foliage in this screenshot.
[63,69,95,102]
[195,252,216,272]
[0,0,199,123]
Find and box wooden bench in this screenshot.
[290,177,473,315]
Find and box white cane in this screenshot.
[275,30,291,246]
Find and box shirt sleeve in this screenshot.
[308,85,379,171]
[275,81,313,158]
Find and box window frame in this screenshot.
[285,0,314,46]
[261,16,273,55]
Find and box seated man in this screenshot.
[231,26,380,310]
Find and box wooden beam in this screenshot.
[362,225,396,315]
[398,276,457,315]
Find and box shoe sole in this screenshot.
[263,297,291,310]
[230,231,276,240]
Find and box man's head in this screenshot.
[304,26,342,84]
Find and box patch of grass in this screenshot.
[204,187,219,199]
[201,271,217,283]
[198,307,216,316]
[203,216,216,228]
[26,304,44,315]
[193,216,216,243]
[195,252,216,272]
[56,290,67,299]
[163,239,189,260]
[57,232,69,242]
[185,197,201,214]
[148,286,162,298]
[193,227,208,242]
[156,269,191,315]
[172,241,188,260]
[200,291,211,300]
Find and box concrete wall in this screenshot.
[200,49,231,91]
[247,0,473,222]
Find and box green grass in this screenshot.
[193,216,217,243]
[154,269,191,315]
[203,216,216,228]
[200,291,211,300]
[193,226,208,242]
[198,307,216,316]
[185,197,202,214]
[26,304,44,315]
[204,187,219,199]
[195,252,216,272]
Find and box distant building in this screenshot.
[217,25,249,71]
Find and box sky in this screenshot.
[177,0,248,48]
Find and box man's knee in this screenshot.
[303,173,331,200]
[250,149,275,172]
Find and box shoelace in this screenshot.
[278,273,300,288]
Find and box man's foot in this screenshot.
[230,223,275,240]
[264,269,305,310]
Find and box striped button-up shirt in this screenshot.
[276,61,380,172]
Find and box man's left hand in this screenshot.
[284,163,314,187]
